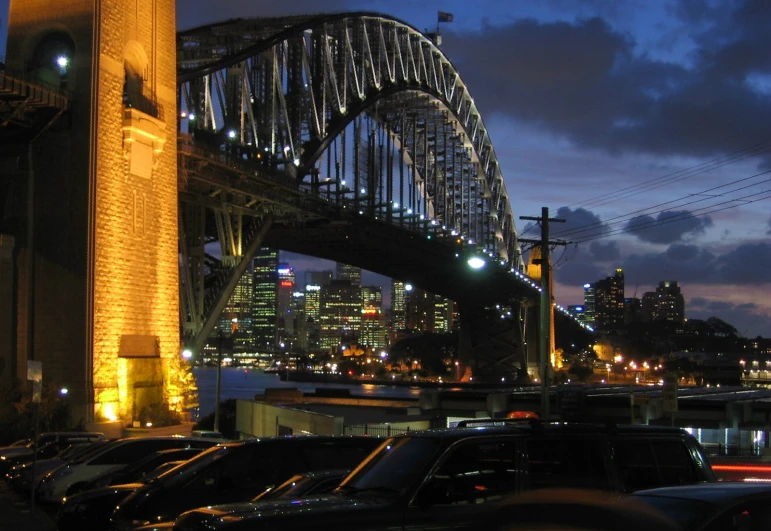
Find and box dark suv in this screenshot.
[171,422,716,531]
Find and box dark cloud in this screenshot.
[622,244,717,285]
[554,258,606,287]
[767,215,771,235]
[442,0,771,159]
[552,206,611,239]
[589,240,620,261]
[715,243,771,284]
[624,210,713,244]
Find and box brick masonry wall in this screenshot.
[7,0,179,422]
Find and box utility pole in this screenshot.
[520,207,566,421]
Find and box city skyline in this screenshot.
[2,0,768,336]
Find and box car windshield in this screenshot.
[338,436,443,495]
[633,495,712,529]
[154,444,231,486]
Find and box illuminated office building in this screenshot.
[304,284,322,353]
[277,263,295,342]
[391,280,408,331]
[217,265,254,352]
[336,262,361,287]
[593,268,625,332]
[433,296,454,332]
[361,287,386,349]
[320,279,361,351]
[252,248,279,356]
[582,284,596,327]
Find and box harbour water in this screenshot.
[192,367,422,419]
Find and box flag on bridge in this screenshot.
[438,11,454,23]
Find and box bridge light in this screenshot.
[404,283,413,291]
[182,349,193,359]
[360,188,366,194]
[293,158,300,166]
[227,130,237,139]
[393,202,399,208]
[57,55,69,68]
[188,114,195,121]
[407,209,413,214]
[467,257,486,269]
[60,387,69,396]
[180,112,187,118]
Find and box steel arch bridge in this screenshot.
[175,13,556,379]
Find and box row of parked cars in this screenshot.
[3,420,771,530]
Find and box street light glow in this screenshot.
[57,55,69,68]
[182,349,193,359]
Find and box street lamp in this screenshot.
[181,349,193,360]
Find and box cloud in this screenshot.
[767,215,771,235]
[442,0,771,159]
[715,242,771,284]
[589,241,620,261]
[552,206,611,239]
[624,210,713,244]
[687,298,771,337]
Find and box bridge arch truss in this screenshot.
[176,12,531,356]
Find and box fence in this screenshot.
[343,424,413,437]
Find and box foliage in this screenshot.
[194,399,237,439]
[138,401,181,428]
[166,353,199,413]
[389,332,458,376]
[567,362,594,382]
[0,378,72,446]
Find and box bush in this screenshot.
[138,402,181,428]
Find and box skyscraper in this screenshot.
[217,265,254,354]
[320,279,361,351]
[593,268,625,332]
[360,286,386,349]
[391,280,408,331]
[277,263,296,343]
[252,248,279,357]
[336,262,362,287]
[654,281,686,323]
[582,283,596,327]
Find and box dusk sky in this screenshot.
[2,1,769,337]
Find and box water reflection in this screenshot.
[194,367,421,418]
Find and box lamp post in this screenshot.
[213,330,223,434]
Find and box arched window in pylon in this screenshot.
[123,41,156,117]
[30,31,75,90]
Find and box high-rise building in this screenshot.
[252,248,279,356]
[336,263,362,287]
[306,270,333,287]
[641,292,658,322]
[433,296,454,332]
[304,284,322,353]
[593,268,625,332]
[320,279,361,351]
[405,287,434,332]
[217,265,254,353]
[582,283,596,327]
[277,263,296,342]
[568,305,590,326]
[654,281,685,323]
[391,280,408,331]
[360,286,386,349]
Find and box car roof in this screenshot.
[634,482,771,503]
[397,422,692,439]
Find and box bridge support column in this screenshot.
[456,301,528,384]
[7,0,180,425]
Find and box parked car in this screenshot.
[631,482,771,530]
[109,435,382,530]
[170,421,716,531]
[0,431,105,461]
[79,446,211,492]
[7,441,111,494]
[253,469,351,501]
[56,450,207,531]
[37,436,214,503]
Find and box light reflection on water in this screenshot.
[193,367,421,418]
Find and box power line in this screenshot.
[572,188,771,243]
[553,168,771,240]
[563,140,771,211]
